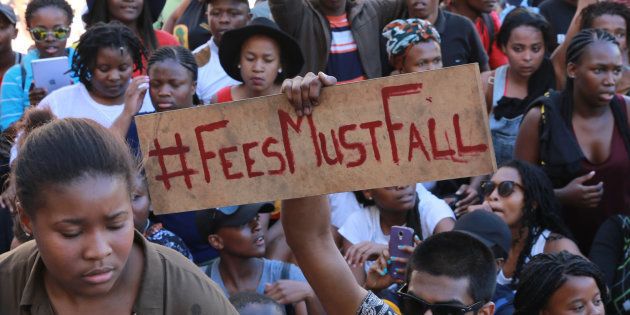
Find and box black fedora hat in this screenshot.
[219,17,305,82]
[85,0,166,22]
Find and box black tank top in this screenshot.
[174,0,212,50]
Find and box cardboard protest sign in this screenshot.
[136,64,496,214]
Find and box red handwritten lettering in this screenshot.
[428,118,456,160]
[243,142,264,178]
[195,120,229,183]
[339,124,367,168]
[453,114,488,155]
[359,121,383,161]
[408,123,430,162]
[319,129,343,165]
[219,146,243,180]
[381,84,423,164]
[278,110,321,173]
[261,137,286,175]
[148,133,197,190]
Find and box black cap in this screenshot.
[454,211,511,259]
[196,203,275,239]
[0,4,17,25]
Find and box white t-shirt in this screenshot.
[37,83,153,127]
[195,38,241,104]
[338,184,454,243]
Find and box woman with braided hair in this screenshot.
[515,28,630,254]
[514,251,606,314]
[475,160,580,288]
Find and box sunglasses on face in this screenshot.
[29,26,70,42]
[481,180,524,198]
[397,284,485,315]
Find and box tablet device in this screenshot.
[30,56,73,93]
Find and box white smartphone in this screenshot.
[30,56,73,93]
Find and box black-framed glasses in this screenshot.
[481,180,524,198]
[29,26,70,42]
[397,283,485,315]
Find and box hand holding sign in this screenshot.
[136,64,496,213]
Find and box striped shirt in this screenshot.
[325,14,366,84]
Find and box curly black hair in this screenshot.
[70,22,146,91]
[497,7,553,52]
[500,160,572,286]
[581,1,630,45]
[514,251,608,315]
[25,0,74,28]
[84,0,158,53]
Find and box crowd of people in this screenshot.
[0,0,629,314]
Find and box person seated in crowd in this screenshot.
[269,0,406,82]
[0,118,236,314]
[381,18,481,214]
[474,159,581,288]
[111,45,221,264]
[553,0,630,94]
[130,171,193,260]
[194,0,251,104]
[83,0,178,57]
[445,0,508,69]
[0,0,77,131]
[339,184,455,284]
[212,17,304,103]
[365,209,515,315]
[515,28,630,253]
[229,292,286,315]
[35,22,154,128]
[481,8,557,166]
[514,251,607,314]
[382,18,442,74]
[0,4,21,86]
[195,204,324,315]
[405,0,490,71]
[162,0,211,50]
[590,214,630,313]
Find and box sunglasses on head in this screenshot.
[397,284,485,315]
[29,26,70,42]
[481,180,523,198]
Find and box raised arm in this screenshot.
[282,196,369,315]
[550,0,597,90]
[110,76,149,139]
[162,0,192,33]
[268,0,308,36]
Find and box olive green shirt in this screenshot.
[0,231,237,315]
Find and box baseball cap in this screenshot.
[454,210,511,259]
[0,4,17,25]
[195,203,275,239]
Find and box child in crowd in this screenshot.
[194,0,251,103]
[195,204,324,315]
[35,22,153,128]
[516,28,630,253]
[83,0,178,55]
[482,8,557,165]
[0,0,77,130]
[130,172,193,260]
[0,118,236,314]
[339,184,455,283]
[514,251,607,314]
[212,17,304,103]
[229,292,286,315]
[475,160,581,287]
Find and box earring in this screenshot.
[278,68,283,74]
[237,64,241,69]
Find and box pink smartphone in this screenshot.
[388,226,415,281]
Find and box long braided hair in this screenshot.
[501,160,572,287]
[514,251,607,314]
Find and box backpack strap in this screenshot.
[482,13,495,56]
[612,95,630,160]
[20,61,26,92]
